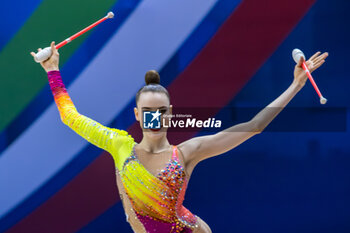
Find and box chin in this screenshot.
[145,128,166,139]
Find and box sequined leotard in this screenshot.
[47,70,198,232]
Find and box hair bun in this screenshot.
[145,70,160,85]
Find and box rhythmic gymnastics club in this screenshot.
[33,11,114,63]
[292,49,327,105]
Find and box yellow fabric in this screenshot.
[48,70,134,170]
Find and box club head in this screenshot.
[292,48,305,64]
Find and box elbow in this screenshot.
[60,108,78,125]
[60,113,73,126]
[59,114,67,124]
[250,120,264,134]
[60,117,69,127]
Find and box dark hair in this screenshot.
[135,70,170,105]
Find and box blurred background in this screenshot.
[0,0,349,232]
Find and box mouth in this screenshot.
[150,127,161,132]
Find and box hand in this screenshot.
[30,41,60,72]
[293,51,328,88]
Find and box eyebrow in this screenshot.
[142,106,168,110]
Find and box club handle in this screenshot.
[302,62,322,98]
[302,62,327,104]
[33,11,115,61]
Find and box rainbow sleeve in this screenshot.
[47,70,134,166]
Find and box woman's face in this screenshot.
[134,91,172,140]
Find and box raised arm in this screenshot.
[30,42,134,162]
[179,51,328,173]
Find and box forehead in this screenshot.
[137,91,170,108]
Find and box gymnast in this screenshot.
[31,41,328,233]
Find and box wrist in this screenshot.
[45,66,59,73]
[291,80,304,91]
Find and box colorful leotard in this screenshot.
[47,70,198,232]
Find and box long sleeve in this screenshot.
[47,70,134,166]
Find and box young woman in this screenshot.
[31,41,328,233]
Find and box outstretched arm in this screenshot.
[179,51,328,172]
[30,42,133,158]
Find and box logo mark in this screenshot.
[143,110,161,129]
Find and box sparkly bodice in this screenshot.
[119,144,198,232]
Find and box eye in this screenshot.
[160,109,167,114]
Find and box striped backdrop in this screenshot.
[1,0,349,232]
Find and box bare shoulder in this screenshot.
[177,138,201,162]
[177,137,202,176]
[193,215,212,233]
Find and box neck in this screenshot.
[139,135,171,153]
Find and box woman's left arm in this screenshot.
[179,51,328,170]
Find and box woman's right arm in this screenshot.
[47,70,133,154]
[30,42,134,165]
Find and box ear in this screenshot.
[134,107,140,121]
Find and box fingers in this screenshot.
[310,52,328,72]
[51,41,56,52]
[309,51,328,62]
[309,51,321,61]
[311,60,325,71]
[313,52,328,64]
[29,48,42,58]
[50,41,59,54]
